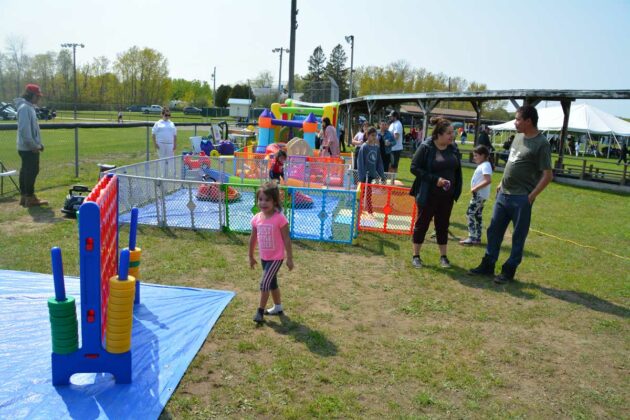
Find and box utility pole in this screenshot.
[287,0,298,98]
[345,35,354,143]
[211,66,216,107]
[272,48,290,93]
[61,43,85,120]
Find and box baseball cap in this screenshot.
[388,110,398,118]
[25,84,43,96]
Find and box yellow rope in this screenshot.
[530,228,630,261]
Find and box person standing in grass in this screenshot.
[358,127,386,215]
[319,117,340,158]
[617,142,628,165]
[249,182,294,323]
[15,84,48,207]
[460,145,493,246]
[377,119,394,172]
[388,110,404,173]
[409,117,462,269]
[352,121,370,169]
[152,107,177,177]
[469,105,553,284]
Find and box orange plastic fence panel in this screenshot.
[358,183,417,235]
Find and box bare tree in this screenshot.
[6,36,28,96]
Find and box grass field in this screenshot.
[0,130,628,417]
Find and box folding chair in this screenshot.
[0,160,19,196]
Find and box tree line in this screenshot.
[0,39,210,109]
[1,37,508,119]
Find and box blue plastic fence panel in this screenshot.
[288,187,356,244]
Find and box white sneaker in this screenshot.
[265,305,284,315]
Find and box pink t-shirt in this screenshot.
[251,211,288,261]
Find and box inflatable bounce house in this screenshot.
[256,99,340,153]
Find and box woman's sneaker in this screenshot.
[459,237,480,246]
[412,255,422,268]
[265,305,284,316]
[439,256,451,268]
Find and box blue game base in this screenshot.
[0,270,235,419]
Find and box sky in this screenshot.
[1,0,629,116]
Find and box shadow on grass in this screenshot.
[438,264,629,318]
[535,286,629,319]
[354,232,401,256]
[265,314,338,357]
[27,205,57,223]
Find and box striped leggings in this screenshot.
[260,259,283,291]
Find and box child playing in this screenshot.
[249,182,294,323]
[460,145,493,246]
[269,150,287,182]
[357,127,385,214]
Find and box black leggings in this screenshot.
[413,193,455,245]
[18,150,40,196]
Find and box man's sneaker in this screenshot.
[265,305,284,316]
[439,256,451,268]
[459,237,481,246]
[494,263,516,284]
[469,255,495,276]
[253,308,264,323]
[411,255,422,268]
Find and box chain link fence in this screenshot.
[0,122,239,191]
[112,156,360,243]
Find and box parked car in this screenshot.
[142,105,163,114]
[183,106,202,115]
[0,102,17,120]
[126,105,147,112]
[35,107,52,120]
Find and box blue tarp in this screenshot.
[0,269,234,419]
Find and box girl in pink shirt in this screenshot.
[249,182,294,323]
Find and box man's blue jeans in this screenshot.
[485,192,532,269]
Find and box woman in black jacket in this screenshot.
[409,117,462,268]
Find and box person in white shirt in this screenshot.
[460,145,493,245]
[388,110,404,173]
[152,108,177,176]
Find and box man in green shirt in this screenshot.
[470,105,553,283]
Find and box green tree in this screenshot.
[215,84,232,107]
[251,70,274,88]
[231,84,255,101]
[307,46,326,81]
[170,78,212,107]
[325,44,348,99]
[114,46,170,105]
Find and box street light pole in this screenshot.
[61,43,84,120]
[345,35,354,99]
[272,48,290,93]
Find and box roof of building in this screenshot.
[227,98,252,105]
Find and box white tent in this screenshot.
[489,103,630,156]
[490,103,630,135]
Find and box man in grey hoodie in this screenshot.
[16,84,48,207]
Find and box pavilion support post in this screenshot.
[510,99,521,110]
[367,100,376,124]
[346,104,352,146]
[471,100,482,145]
[557,99,572,168]
[417,99,439,142]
